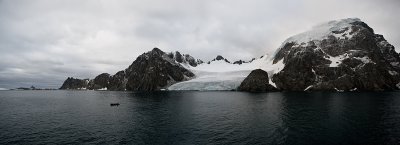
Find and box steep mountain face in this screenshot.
[60,48,195,91]
[88,73,111,90]
[59,77,89,89]
[167,51,203,67]
[271,18,400,91]
[125,48,195,91]
[107,71,127,91]
[238,69,278,92]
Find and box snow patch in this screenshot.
[354,56,374,64]
[281,18,360,47]
[390,62,399,67]
[0,88,8,91]
[304,85,313,91]
[389,71,398,76]
[350,88,358,91]
[328,54,349,67]
[263,58,285,75]
[97,87,107,91]
[334,88,345,92]
[269,78,277,88]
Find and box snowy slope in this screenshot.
[281,18,360,46]
[168,55,285,91]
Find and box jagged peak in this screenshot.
[215,55,225,60]
[151,47,162,52]
[209,55,230,63]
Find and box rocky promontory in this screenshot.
[238,69,278,92]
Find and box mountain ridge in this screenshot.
[60,18,400,92]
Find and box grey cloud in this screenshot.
[0,0,399,88]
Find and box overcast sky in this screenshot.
[0,0,399,89]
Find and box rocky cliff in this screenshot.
[125,48,194,91]
[271,18,400,91]
[59,77,89,90]
[60,48,195,91]
[238,69,278,92]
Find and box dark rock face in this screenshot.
[59,77,89,89]
[233,58,255,65]
[211,55,231,63]
[233,60,245,65]
[174,51,183,63]
[215,55,224,60]
[125,48,195,91]
[108,71,127,91]
[238,69,278,92]
[89,73,111,90]
[272,18,400,91]
[168,51,203,67]
[60,48,195,91]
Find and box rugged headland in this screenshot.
[60,18,400,92]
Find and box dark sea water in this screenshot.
[1,90,400,145]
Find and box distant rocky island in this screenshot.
[60,18,400,92]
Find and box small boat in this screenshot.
[110,103,120,106]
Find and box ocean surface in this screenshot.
[1,90,400,145]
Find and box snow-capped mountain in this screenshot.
[167,51,204,67]
[60,18,400,92]
[61,48,195,91]
[271,18,400,91]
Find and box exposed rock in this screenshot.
[59,77,89,89]
[174,51,183,63]
[212,55,231,63]
[108,71,127,91]
[238,69,278,92]
[60,48,195,91]
[168,51,203,67]
[125,48,195,91]
[88,73,110,90]
[233,60,245,65]
[271,18,400,91]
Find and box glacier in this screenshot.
[168,55,285,91]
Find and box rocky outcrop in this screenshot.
[167,51,204,67]
[59,77,89,89]
[88,73,110,90]
[271,18,400,91]
[125,48,195,91]
[233,60,245,65]
[60,48,195,91]
[108,71,127,91]
[238,69,278,92]
[207,55,231,64]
